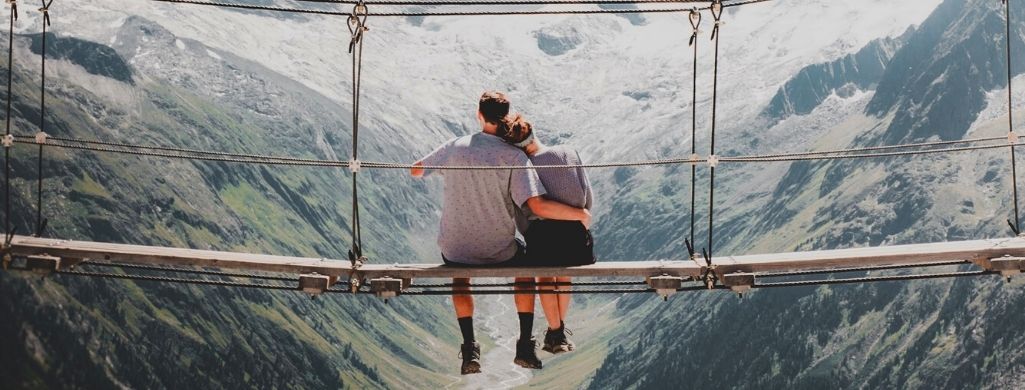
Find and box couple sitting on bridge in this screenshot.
[411,91,595,375]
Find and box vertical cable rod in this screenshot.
[33,0,52,238]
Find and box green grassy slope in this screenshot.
[0,29,461,389]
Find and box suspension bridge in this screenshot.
[2,0,1025,301]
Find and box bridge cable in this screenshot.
[752,270,998,289]
[32,0,51,238]
[10,134,1025,170]
[1,0,16,269]
[78,261,300,282]
[347,1,369,280]
[700,0,722,289]
[295,0,710,6]
[685,7,700,261]
[1004,0,1021,236]
[146,0,770,17]
[56,269,301,290]
[755,259,970,278]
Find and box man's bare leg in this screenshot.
[513,276,542,369]
[454,278,481,374]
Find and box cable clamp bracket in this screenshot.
[688,7,701,46]
[700,248,717,289]
[709,0,723,40]
[1009,131,1019,145]
[347,1,369,54]
[38,0,51,26]
[1,228,14,271]
[7,0,17,20]
[707,154,719,168]
[348,158,361,173]
[34,131,47,144]
[1,134,12,148]
[689,153,701,165]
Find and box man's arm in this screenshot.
[410,161,425,178]
[526,196,591,229]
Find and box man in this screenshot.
[411,91,591,375]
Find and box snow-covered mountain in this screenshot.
[16,0,1025,387]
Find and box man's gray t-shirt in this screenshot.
[420,133,546,264]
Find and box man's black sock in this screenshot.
[518,312,534,341]
[458,317,474,344]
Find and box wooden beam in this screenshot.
[6,236,700,278]
[8,235,1025,281]
[710,238,1025,276]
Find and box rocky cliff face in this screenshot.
[761,34,904,124]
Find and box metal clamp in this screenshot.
[299,273,332,297]
[710,0,723,40]
[370,277,402,300]
[1010,131,1019,145]
[989,255,1024,281]
[689,153,701,165]
[707,154,719,168]
[5,0,15,21]
[348,159,361,173]
[38,0,51,26]
[688,8,701,47]
[721,272,755,297]
[647,274,683,301]
[34,131,47,144]
[347,1,369,54]
[2,134,12,148]
[15,254,60,274]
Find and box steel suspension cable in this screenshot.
[409,279,648,288]
[11,136,354,166]
[146,0,757,17]
[701,0,723,284]
[2,0,15,241]
[32,0,51,238]
[79,261,300,282]
[752,270,998,289]
[13,133,1025,171]
[686,8,700,259]
[296,0,710,5]
[347,3,368,267]
[1004,0,1021,235]
[722,141,1025,163]
[56,269,300,290]
[755,259,970,278]
[726,136,1007,161]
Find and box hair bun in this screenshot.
[499,113,532,145]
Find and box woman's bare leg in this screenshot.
[557,277,572,321]
[537,276,562,329]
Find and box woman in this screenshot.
[501,117,595,355]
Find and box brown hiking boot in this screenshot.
[542,326,574,354]
[513,337,542,369]
[459,342,481,375]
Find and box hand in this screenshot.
[580,209,592,230]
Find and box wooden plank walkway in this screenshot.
[7,235,1025,280]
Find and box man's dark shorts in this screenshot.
[442,238,532,267]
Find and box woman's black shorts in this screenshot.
[524,219,596,267]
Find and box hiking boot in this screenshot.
[513,337,542,369]
[542,326,575,354]
[459,342,481,375]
